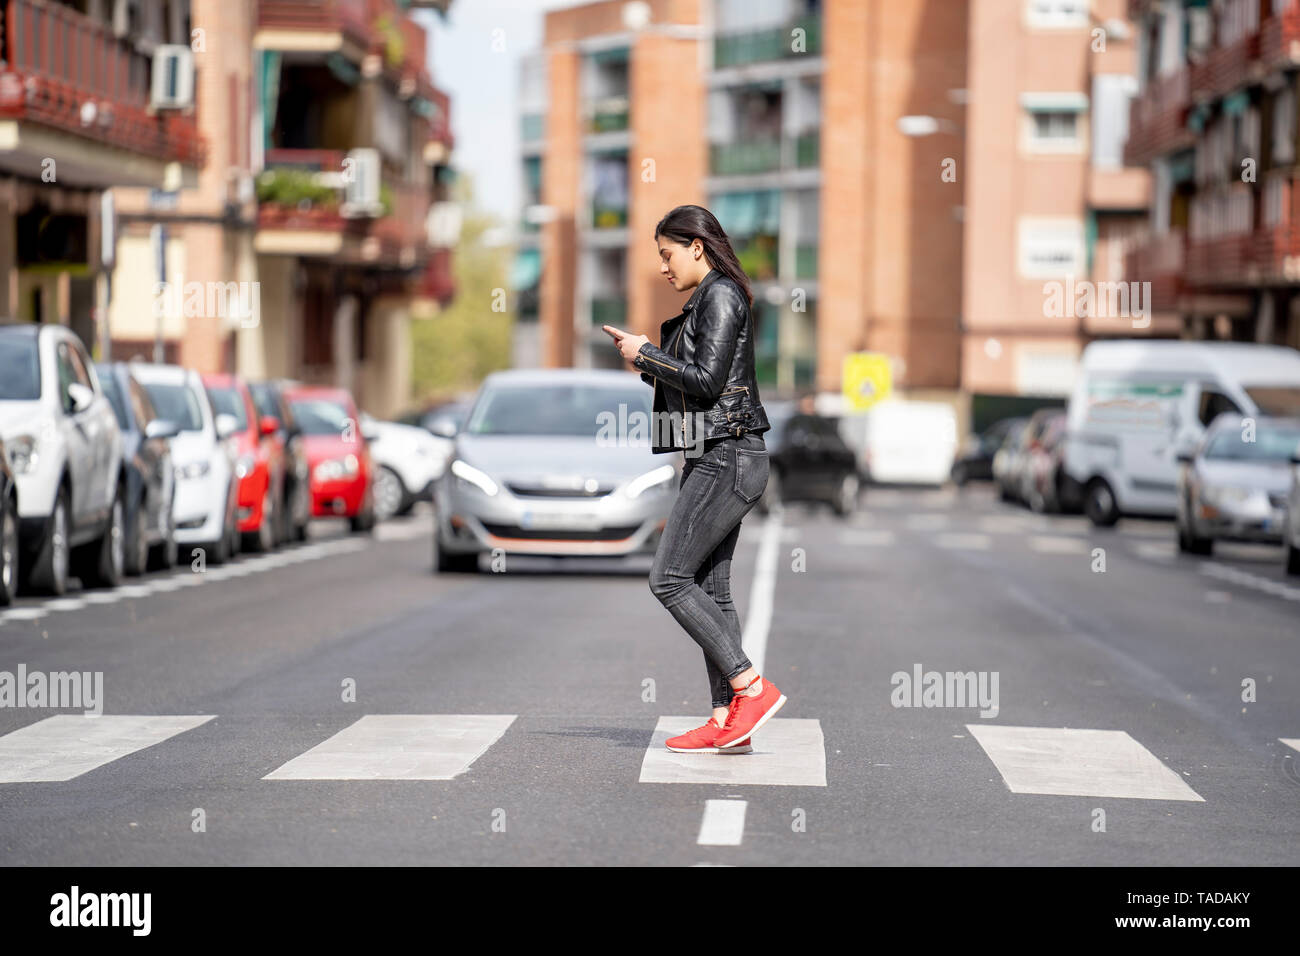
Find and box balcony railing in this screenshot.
[710,136,820,176]
[0,0,204,165]
[1124,229,1185,312]
[592,206,627,229]
[795,243,817,280]
[591,297,626,328]
[714,14,822,68]
[1260,2,1300,65]
[257,0,371,47]
[1124,69,1191,167]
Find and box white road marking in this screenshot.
[0,715,216,783]
[967,725,1204,801]
[2,608,46,621]
[934,532,991,551]
[697,799,747,846]
[1131,540,1177,563]
[375,518,432,541]
[41,598,87,612]
[1202,563,1300,601]
[1028,535,1088,555]
[639,717,826,787]
[263,714,517,780]
[741,511,782,677]
[112,584,155,599]
[79,591,125,603]
[1281,738,1300,754]
[978,515,1032,534]
[905,513,949,531]
[837,529,896,548]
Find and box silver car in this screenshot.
[1176,414,1300,555]
[432,369,679,572]
[1284,439,1300,575]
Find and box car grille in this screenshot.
[505,483,613,498]
[481,523,639,541]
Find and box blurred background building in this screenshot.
[1124,0,1300,352]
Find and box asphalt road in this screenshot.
[0,485,1296,866]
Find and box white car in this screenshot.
[0,323,125,594]
[360,413,452,520]
[130,364,241,565]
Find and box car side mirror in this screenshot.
[67,382,94,413]
[145,419,181,441]
[215,413,239,440]
[260,415,281,437]
[361,422,380,443]
[429,419,457,438]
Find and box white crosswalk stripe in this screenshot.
[967,725,1204,801]
[263,715,517,780]
[935,532,991,550]
[837,529,897,547]
[1280,738,1300,754]
[698,799,747,846]
[0,715,215,782]
[1201,563,1300,601]
[639,717,827,786]
[1028,535,1088,555]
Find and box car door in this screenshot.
[130,377,170,534]
[68,339,116,522]
[54,341,96,530]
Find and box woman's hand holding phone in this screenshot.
[603,325,649,362]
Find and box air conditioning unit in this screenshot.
[150,45,194,109]
[342,148,382,217]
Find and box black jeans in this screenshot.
[648,432,769,708]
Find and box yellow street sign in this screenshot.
[842,352,893,411]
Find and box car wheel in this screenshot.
[124,496,149,576]
[951,462,968,486]
[79,486,125,589]
[373,466,406,522]
[0,493,17,606]
[1083,478,1120,527]
[1286,539,1300,576]
[247,488,275,553]
[26,485,70,596]
[832,473,859,516]
[148,497,176,571]
[433,530,478,573]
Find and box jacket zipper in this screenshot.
[673,322,687,442]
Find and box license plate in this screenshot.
[520,510,601,531]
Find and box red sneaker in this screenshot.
[715,678,786,748]
[665,718,752,754]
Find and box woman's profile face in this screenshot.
[657,236,708,292]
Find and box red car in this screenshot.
[282,385,376,533]
[203,373,285,552]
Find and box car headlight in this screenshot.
[1202,485,1253,507]
[450,458,499,496]
[6,434,38,474]
[235,455,256,479]
[624,464,676,499]
[314,454,359,482]
[176,460,210,480]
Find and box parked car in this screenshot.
[0,323,125,594]
[131,364,241,565]
[1018,408,1074,513]
[1064,340,1300,526]
[359,412,450,521]
[951,417,1019,486]
[248,379,311,543]
[432,369,677,573]
[0,438,17,606]
[1284,441,1300,575]
[283,385,376,534]
[756,403,859,516]
[96,362,180,574]
[1175,414,1300,555]
[205,373,284,553]
[419,399,473,439]
[992,418,1030,503]
[842,400,958,486]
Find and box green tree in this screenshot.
[410,172,513,403]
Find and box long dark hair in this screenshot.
[654,204,753,309]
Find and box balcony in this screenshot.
[714,15,822,69]
[257,0,372,50]
[710,136,820,177]
[1124,69,1192,167]
[0,0,204,178]
[1260,3,1300,67]
[1190,30,1260,103]
[592,205,627,229]
[1124,229,1186,313]
[590,297,626,328]
[795,243,817,280]
[418,246,455,305]
[256,0,431,83]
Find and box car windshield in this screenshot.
[290,398,353,436]
[1243,386,1300,417]
[207,387,249,429]
[1204,425,1300,461]
[99,373,130,430]
[142,383,205,432]
[248,383,278,420]
[0,334,40,400]
[466,384,651,436]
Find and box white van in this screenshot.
[842,400,958,486]
[1063,340,1300,526]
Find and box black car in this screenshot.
[757,404,860,516]
[951,417,1019,485]
[248,379,311,543]
[0,438,17,605]
[95,362,180,574]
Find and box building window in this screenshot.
[1032,111,1079,143]
[1021,92,1088,153]
[1018,219,1085,278]
[1026,0,1090,29]
[1091,74,1137,168]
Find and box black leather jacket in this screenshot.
[632,269,771,455]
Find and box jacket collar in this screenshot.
[682,268,722,313]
